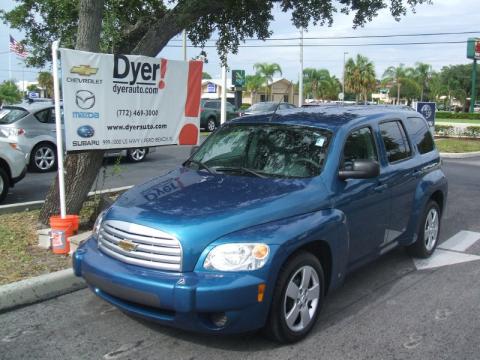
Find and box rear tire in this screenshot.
[264,251,324,343]
[0,167,9,204]
[407,200,441,258]
[126,148,147,162]
[206,117,216,132]
[30,143,57,172]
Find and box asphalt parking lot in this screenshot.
[0,156,479,360]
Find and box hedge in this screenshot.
[435,125,480,138]
[436,111,480,120]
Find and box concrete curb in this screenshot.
[0,185,133,215]
[0,268,86,313]
[440,151,480,159]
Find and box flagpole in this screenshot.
[8,52,12,80]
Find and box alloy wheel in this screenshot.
[34,146,55,171]
[130,148,146,161]
[207,119,216,132]
[283,265,320,332]
[424,207,439,251]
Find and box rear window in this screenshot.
[248,103,276,112]
[0,107,29,124]
[404,117,435,154]
[379,120,412,163]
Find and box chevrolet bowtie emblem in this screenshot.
[70,65,98,76]
[118,239,137,252]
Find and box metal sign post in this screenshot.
[51,40,67,219]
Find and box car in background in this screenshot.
[0,103,151,173]
[0,138,27,203]
[474,103,480,113]
[240,101,296,116]
[200,99,239,132]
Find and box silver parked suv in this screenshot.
[0,138,27,203]
[0,102,151,172]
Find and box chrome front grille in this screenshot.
[98,220,182,271]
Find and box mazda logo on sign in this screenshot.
[75,90,95,110]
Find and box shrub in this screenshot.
[435,124,454,136]
[436,112,480,120]
[465,126,480,138]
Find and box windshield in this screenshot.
[247,103,276,112]
[189,124,332,178]
[0,107,29,124]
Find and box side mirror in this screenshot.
[338,159,380,180]
[190,145,200,156]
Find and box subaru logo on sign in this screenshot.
[416,102,436,127]
[77,125,95,138]
[75,90,95,110]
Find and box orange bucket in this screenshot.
[50,215,79,254]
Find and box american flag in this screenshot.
[9,35,28,58]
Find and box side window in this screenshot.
[204,101,214,109]
[379,121,412,163]
[226,103,235,111]
[342,127,378,170]
[35,109,51,124]
[404,117,435,154]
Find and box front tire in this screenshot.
[407,200,441,258]
[0,167,9,204]
[264,251,324,343]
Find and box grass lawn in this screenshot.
[436,118,480,125]
[436,138,480,153]
[200,131,210,136]
[0,197,107,285]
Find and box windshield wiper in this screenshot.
[185,159,215,174]
[215,166,267,179]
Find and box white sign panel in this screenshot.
[60,49,203,151]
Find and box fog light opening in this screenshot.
[210,312,228,328]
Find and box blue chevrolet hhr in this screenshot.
[73,105,447,343]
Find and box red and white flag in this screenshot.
[9,35,28,58]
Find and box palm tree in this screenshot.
[412,62,433,101]
[344,55,376,103]
[382,64,409,104]
[302,68,341,100]
[37,71,54,98]
[245,74,265,102]
[253,62,282,101]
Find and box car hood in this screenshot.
[106,167,329,270]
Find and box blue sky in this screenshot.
[1,0,479,83]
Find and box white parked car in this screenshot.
[0,138,28,203]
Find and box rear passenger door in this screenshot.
[378,119,419,247]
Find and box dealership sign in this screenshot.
[416,102,436,127]
[60,49,203,151]
[467,38,480,60]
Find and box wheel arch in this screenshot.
[0,158,12,184]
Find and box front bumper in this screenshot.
[11,166,27,186]
[73,238,271,334]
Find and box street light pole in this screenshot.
[182,30,187,61]
[299,29,304,107]
[342,52,348,104]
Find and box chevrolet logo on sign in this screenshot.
[118,239,137,252]
[70,65,98,76]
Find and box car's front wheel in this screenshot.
[264,251,324,343]
[30,143,57,172]
[407,200,441,258]
[126,148,147,162]
[0,167,9,203]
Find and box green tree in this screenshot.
[438,64,480,111]
[27,84,39,92]
[302,68,340,100]
[37,72,54,98]
[202,72,212,79]
[253,62,282,101]
[1,0,432,225]
[345,54,376,103]
[245,74,266,98]
[412,62,433,101]
[382,64,418,104]
[0,81,22,105]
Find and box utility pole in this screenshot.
[182,30,187,61]
[470,59,477,113]
[342,52,348,104]
[221,64,227,124]
[299,29,303,107]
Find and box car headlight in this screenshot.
[204,243,270,271]
[93,210,106,239]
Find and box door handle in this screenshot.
[373,184,388,192]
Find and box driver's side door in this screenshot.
[333,126,390,267]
